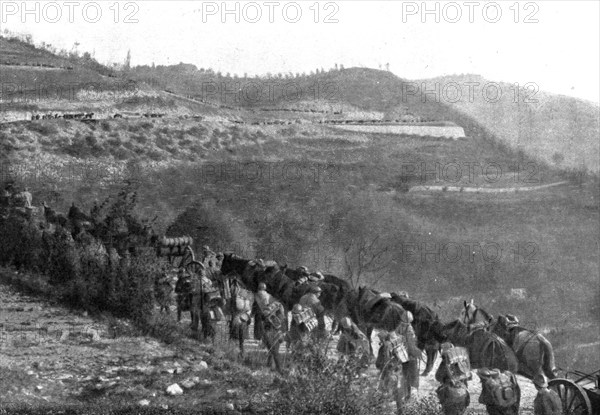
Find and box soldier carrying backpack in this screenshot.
[477,368,521,415]
[289,304,319,355]
[435,342,472,415]
[255,283,285,331]
[376,311,420,415]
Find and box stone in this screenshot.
[135,366,155,375]
[225,403,235,411]
[198,379,213,387]
[166,383,183,396]
[138,399,150,406]
[88,329,101,341]
[193,361,208,371]
[180,377,200,389]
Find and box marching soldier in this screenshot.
[396,311,420,402]
[289,303,318,355]
[435,342,471,415]
[298,285,326,337]
[255,282,275,310]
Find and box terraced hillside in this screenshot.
[129,65,600,174]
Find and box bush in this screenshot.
[268,347,387,415]
[0,185,161,324]
[27,122,58,136]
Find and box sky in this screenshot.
[1,1,599,103]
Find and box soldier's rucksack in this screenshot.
[441,346,471,382]
[436,382,469,406]
[293,308,318,332]
[387,334,409,363]
[262,302,284,330]
[234,287,254,314]
[479,369,519,407]
[199,276,222,308]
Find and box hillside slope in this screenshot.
[129,65,600,173]
[418,75,600,173]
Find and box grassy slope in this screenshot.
[418,74,600,173]
[3,119,598,375]
[130,66,600,174]
[1,47,598,372]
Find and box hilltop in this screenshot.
[3,33,598,175]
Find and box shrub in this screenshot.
[268,347,388,415]
[155,134,173,150]
[0,185,161,323]
[132,134,147,144]
[187,126,207,138]
[85,133,98,147]
[110,146,130,160]
[127,123,147,133]
[27,122,58,136]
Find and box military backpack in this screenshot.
[441,346,471,382]
[479,369,519,408]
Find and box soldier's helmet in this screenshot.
[293,304,303,313]
[340,317,352,329]
[298,266,309,275]
[258,282,267,291]
[310,285,322,294]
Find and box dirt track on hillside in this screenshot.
[0,276,539,413]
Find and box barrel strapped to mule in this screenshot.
[441,346,471,382]
[292,308,318,332]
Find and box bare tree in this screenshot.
[342,235,393,288]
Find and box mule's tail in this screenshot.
[538,333,558,379]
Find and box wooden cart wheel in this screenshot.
[548,378,593,415]
[178,245,196,269]
[185,261,205,276]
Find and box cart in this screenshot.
[156,236,204,275]
[548,369,600,415]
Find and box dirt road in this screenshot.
[0,277,538,413]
